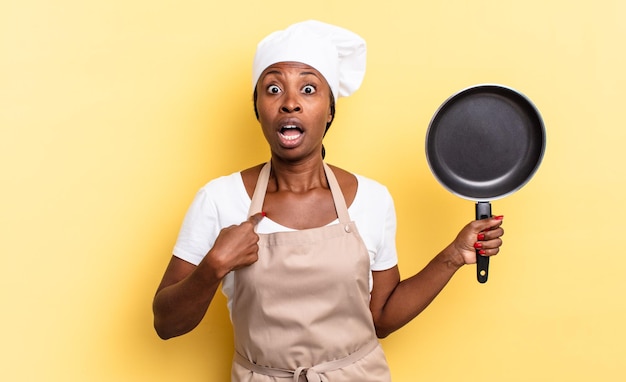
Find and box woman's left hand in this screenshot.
[370,215,505,337]
[449,216,504,267]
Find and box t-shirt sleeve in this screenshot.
[172,187,221,266]
[371,187,399,271]
[172,173,249,266]
[352,175,399,272]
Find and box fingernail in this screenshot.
[477,233,485,241]
[261,211,267,217]
[474,242,483,249]
[494,215,504,220]
[479,249,486,255]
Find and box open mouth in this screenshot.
[279,125,303,141]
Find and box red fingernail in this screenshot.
[494,215,504,220]
[474,242,483,249]
[479,249,486,255]
[477,233,485,241]
[261,211,267,217]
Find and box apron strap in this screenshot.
[247,162,351,225]
[234,339,379,381]
[248,162,271,217]
[322,162,350,225]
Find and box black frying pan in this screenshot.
[426,84,546,283]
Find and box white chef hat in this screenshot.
[252,20,367,100]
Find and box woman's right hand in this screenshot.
[202,212,265,280]
[153,212,265,339]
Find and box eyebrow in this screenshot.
[263,70,282,77]
[299,71,319,77]
[262,70,321,79]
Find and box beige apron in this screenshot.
[230,162,391,382]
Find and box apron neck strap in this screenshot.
[249,163,271,216]
[248,161,351,225]
[323,162,351,224]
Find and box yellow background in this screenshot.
[2,0,625,381]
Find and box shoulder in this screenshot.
[353,174,395,218]
[200,170,245,195]
[348,169,393,206]
[326,164,358,207]
[325,164,393,209]
[180,170,251,232]
[325,164,387,192]
[191,169,250,214]
[240,163,267,199]
[346,170,398,270]
[354,173,391,196]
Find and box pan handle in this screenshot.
[475,202,491,283]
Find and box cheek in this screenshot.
[255,99,272,123]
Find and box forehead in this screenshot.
[260,61,325,80]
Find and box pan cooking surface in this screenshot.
[426,85,545,201]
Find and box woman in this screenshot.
[153,20,504,381]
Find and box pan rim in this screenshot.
[425,83,546,202]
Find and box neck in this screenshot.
[269,157,328,193]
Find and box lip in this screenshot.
[276,119,305,147]
[277,128,304,147]
[277,118,303,130]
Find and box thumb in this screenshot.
[248,211,266,226]
[479,215,504,231]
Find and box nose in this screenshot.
[280,92,301,113]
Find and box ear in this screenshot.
[327,104,334,123]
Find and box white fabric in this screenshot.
[172,170,398,315]
[252,20,367,100]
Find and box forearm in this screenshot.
[375,245,463,338]
[152,262,222,339]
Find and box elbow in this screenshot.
[153,313,197,340]
[152,298,188,340]
[152,304,174,340]
[154,321,190,340]
[375,326,393,339]
[153,309,191,340]
[155,331,170,340]
[376,332,390,339]
[373,320,395,339]
[154,320,176,340]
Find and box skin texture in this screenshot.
[152,62,504,340]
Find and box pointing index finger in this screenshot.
[248,212,266,226]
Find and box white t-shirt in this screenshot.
[173,170,399,314]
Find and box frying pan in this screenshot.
[425,84,545,283]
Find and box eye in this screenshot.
[267,85,282,94]
[302,85,316,94]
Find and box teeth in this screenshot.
[280,132,301,140]
[279,125,302,141]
